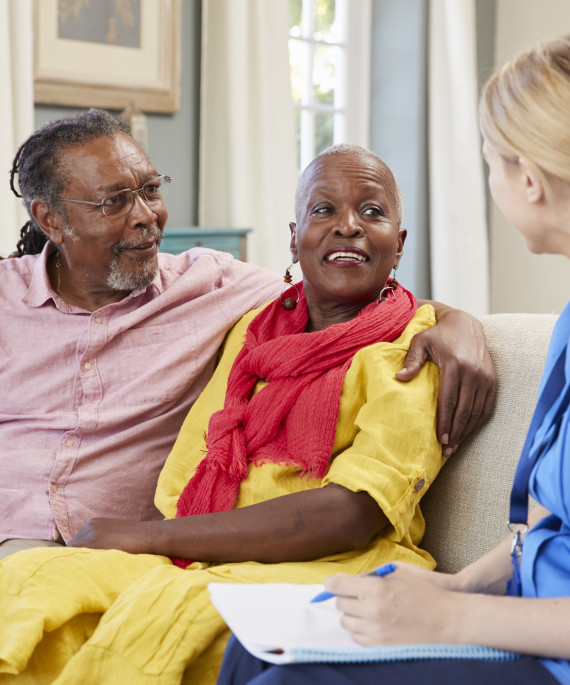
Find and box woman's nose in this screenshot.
[334,209,362,236]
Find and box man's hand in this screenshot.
[68,518,157,555]
[397,306,495,455]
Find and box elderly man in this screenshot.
[0,109,493,559]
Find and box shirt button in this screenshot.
[95,317,103,324]
[414,478,425,492]
[50,484,58,493]
[65,439,74,447]
[84,362,92,370]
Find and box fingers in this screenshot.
[325,573,363,598]
[438,363,496,451]
[395,338,429,382]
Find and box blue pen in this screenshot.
[310,562,397,603]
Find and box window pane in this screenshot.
[313,45,336,105]
[315,112,334,154]
[315,0,337,41]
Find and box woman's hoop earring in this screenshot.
[280,264,300,310]
[379,266,399,302]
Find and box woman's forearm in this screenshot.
[69,485,387,562]
[455,504,551,595]
[453,592,570,659]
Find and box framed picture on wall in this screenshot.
[34,0,182,113]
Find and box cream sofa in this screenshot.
[421,313,558,573]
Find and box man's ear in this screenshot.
[289,222,299,263]
[30,200,65,245]
[519,157,545,204]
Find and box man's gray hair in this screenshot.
[10,108,132,256]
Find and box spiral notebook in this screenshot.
[208,582,521,665]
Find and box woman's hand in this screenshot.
[326,562,466,646]
[327,559,570,659]
[68,518,157,555]
[398,304,495,454]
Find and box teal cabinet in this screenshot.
[160,228,251,261]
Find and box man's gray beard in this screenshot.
[106,252,159,292]
[106,227,162,292]
[62,221,161,292]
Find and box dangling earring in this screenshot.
[280,264,300,310]
[379,266,399,302]
[390,265,398,289]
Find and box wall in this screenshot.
[34,0,201,229]
[490,0,570,314]
[370,0,429,299]
[369,0,496,302]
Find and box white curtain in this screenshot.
[199,0,298,275]
[0,0,34,257]
[428,0,489,315]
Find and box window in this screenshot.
[288,0,371,172]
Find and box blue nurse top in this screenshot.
[521,301,570,684]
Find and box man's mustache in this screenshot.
[112,226,163,254]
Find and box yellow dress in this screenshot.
[0,305,443,685]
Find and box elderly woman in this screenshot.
[218,33,570,685]
[0,146,444,683]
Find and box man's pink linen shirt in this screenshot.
[0,245,281,543]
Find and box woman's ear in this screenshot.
[519,157,545,204]
[30,200,65,245]
[394,228,407,268]
[289,222,299,263]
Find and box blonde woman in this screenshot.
[218,33,570,685]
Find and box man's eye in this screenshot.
[363,207,383,217]
[103,191,128,207]
[144,183,161,198]
[314,206,332,214]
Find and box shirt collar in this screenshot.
[21,242,59,308]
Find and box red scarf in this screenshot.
[173,282,417,568]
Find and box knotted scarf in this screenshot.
[173,281,417,568]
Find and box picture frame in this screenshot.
[34,0,182,113]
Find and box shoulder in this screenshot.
[157,248,280,291]
[0,253,41,292]
[356,304,437,362]
[346,305,439,386]
[393,304,437,346]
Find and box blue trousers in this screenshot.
[217,636,559,685]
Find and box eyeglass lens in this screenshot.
[101,176,171,216]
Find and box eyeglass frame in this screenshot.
[57,174,172,217]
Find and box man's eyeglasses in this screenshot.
[58,174,172,218]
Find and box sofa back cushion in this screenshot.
[421,313,558,573]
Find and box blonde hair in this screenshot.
[480,34,570,185]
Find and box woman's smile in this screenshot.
[323,246,369,265]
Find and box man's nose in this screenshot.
[130,190,159,225]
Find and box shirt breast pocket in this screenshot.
[116,320,197,406]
